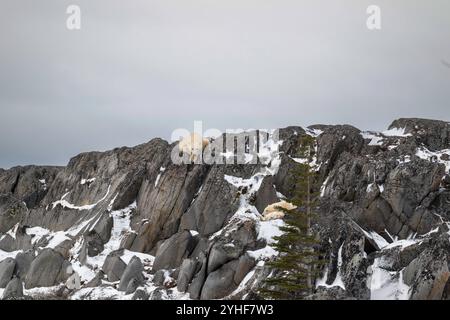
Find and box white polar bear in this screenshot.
[261,200,297,221]
[178,133,210,163]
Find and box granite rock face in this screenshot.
[1,118,450,300]
[118,256,145,292]
[0,258,16,288]
[24,248,69,289]
[102,250,127,282]
[2,277,24,299]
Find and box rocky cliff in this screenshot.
[1,118,450,300]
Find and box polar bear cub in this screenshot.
[178,133,210,163]
[262,200,297,221]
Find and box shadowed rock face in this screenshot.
[1,118,450,300]
[389,118,450,151]
[0,166,62,209]
[0,194,28,234]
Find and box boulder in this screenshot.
[383,159,445,236]
[177,258,200,292]
[152,270,166,287]
[274,155,301,199]
[102,250,127,282]
[152,231,198,271]
[189,237,209,260]
[83,231,104,258]
[0,258,16,288]
[234,254,256,285]
[84,271,105,288]
[119,231,137,250]
[200,259,239,300]
[388,118,450,151]
[125,278,141,294]
[14,249,35,279]
[54,239,74,260]
[207,219,260,274]
[92,212,113,244]
[0,234,16,252]
[118,256,144,292]
[24,248,68,289]
[2,277,24,299]
[188,253,208,300]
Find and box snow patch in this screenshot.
[52,185,111,211]
[229,269,256,296]
[25,226,70,249]
[382,127,412,137]
[361,132,384,146]
[70,202,154,285]
[368,258,411,300]
[306,128,323,138]
[81,178,96,185]
[397,155,411,165]
[0,249,21,261]
[154,167,166,187]
[6,223,19,239]
[320,176,330,198]
[289,156,308,164]
[257,219,284,245]
[247,219,284,260]
[39,179,47,190]
[415,147,450,173]
[275,190,286,199]
[189,230,199,237]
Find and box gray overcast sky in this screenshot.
[1,0,449,168]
